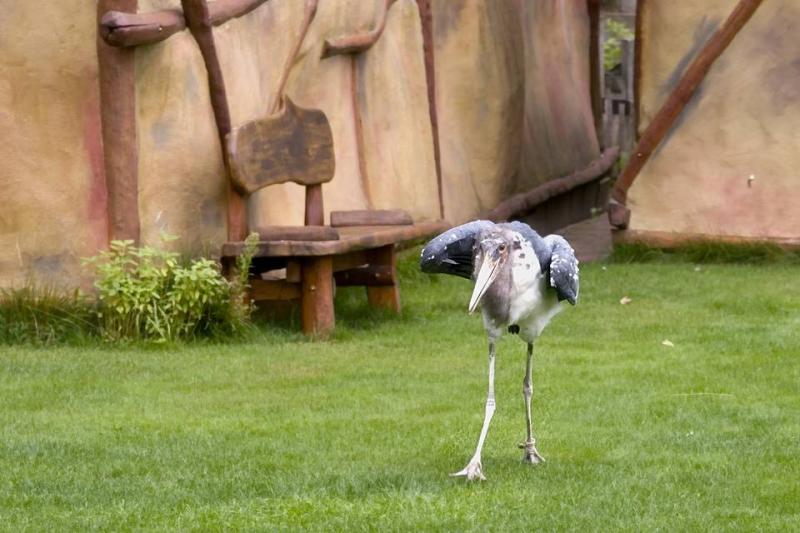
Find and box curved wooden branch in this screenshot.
[608,0,764,229]
[486,148,620,223]
[100,0,271,47]
[321,0,397,58]
[181,0,247,241]
[269,0,319,113]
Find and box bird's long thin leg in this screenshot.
[451,339,496,481]
[521,342,544,464]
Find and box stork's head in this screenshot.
[468,228,515,314]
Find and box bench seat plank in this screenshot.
[222,220,448,258]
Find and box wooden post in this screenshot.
[415,0,445,219]
[304,184,325,226]
[301,256,335,337]
[609,0,764,228]
[587,0,603,149]
[97,0,140,244]
[181,0,248,242]
[366,245,400,313]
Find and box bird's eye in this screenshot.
[498,243,507,252]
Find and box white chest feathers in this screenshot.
[508,236,564,341]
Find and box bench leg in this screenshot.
[301,256,335,337]
[367,245,400,313]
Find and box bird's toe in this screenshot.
[451,460,486,481]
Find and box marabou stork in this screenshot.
[420,220,579,481]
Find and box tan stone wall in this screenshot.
[629,0,800,241]
[0,0,599,288]
[434,0,599,223]
[0,1,107,288]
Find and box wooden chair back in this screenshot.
[225,97,335,225]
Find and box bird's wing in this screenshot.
[543,234,579,305]
[419,220,495,279]
[498,221,549,273]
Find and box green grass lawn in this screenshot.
[2,253,799,530]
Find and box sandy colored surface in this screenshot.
[0,0,599,288]
[629,0,800,241]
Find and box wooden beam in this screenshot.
[415,0,445,219]
[100,9,184,48]
[321,0,397,58]
[252,225,339,241]
[633,0,645,139]
[587,0,603,148]
[99,0,272,48]
[97,0,140,244]
[486,147,619,222]
[181,0,247,242]
[250,278,301,301]
[609,0,764,228]
[334,265,395,286]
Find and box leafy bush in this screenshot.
[603,19,634,71]
[84,235,260,342]
[0,285,96,345]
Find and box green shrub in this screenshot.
[603,19,634,71]
[84,235,260,342]
[0,285,96,345]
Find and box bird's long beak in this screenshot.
[468,253,500,314]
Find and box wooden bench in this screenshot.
[220,101,446,337]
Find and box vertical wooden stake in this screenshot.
[366,245,400,313]
[587,0,603,148]
[304,184,325,226]
[301,256,335,337]
[415,0,444,219]
[97,0,140,244]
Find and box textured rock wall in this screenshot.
[629,0,800,241]
[0,0,599,288]
[0,1,107,288]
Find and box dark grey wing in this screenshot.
[498,221,549,273]
[419,220,495,279]
[543,234,579,305]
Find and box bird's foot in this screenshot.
[450,457,486,481]
[518,440,545,464]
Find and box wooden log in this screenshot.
[366,245,400,312]
[97,0,140,244]
[206,0,271,25]
[486,147,619,222]
[99,0,271,47]
[301,256,335,337]
[415,0,444,219]
[330,209,413,227]
[304,184,325,226]
[181,0,247,242]
[100,9,185,47]
[609,0,764,228]
[250,278,301,301]
[587,0,603,148]
[331,250,370,273]
[335,265,395,287]
[321,0,397,58]
[252,225,339,241]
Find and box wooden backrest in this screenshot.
[225,97,335,195]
